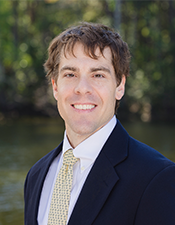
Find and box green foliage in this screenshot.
[120,1,175,121]
[0,0,175,121]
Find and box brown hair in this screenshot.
[44,22,131,110]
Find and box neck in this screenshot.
[66,132,92,148]
[65,118,115,148]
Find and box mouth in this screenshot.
[72,104,96,110]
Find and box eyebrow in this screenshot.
[60,66,77,73]
[60,66,111,74]
[90,66,111,74]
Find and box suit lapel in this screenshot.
[68,152,119,225]
[68,121,129,225]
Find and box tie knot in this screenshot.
[63,149,78,166]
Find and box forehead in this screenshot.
[60,42,112,65]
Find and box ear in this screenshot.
[115,75,126,100]
[51,78,58,100]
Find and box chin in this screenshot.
[73,125,97,136]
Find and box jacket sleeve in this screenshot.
[134,164,175,225]
[24,171,30,225]
[24,168,41,225]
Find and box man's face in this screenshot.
[52,43,125,147]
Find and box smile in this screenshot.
[73,104,96,110]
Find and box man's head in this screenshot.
[44,22,131,147]
[44,22,130,91]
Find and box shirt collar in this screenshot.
[62,116,117,172]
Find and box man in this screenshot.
[24,22,175,225]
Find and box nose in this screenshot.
[74,76,93,95]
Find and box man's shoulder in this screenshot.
[111,121,175,175]
[105,120,174,170]
[129,136,173,163]
[126,135,175,177]
[116,120,174,167]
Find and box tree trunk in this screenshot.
[114,0,121,31]
[12,1,18,48]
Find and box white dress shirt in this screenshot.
[37,116,117,225]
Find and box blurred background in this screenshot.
[0,0,175,224]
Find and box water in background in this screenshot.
[0,117,175,225]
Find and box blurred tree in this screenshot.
[118,0,175,122]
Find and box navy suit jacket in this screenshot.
[24,121,175,225]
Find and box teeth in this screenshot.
[74,104,95,110]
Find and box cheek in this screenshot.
[101,85,117,100]
[57,81,74,94]
[56,98,66,120]
[56,86,71,109]
[97,88,116,112]
[56,83,67,99]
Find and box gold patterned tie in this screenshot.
[48,149,79,225]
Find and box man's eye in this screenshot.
[65,73,75,77]
[94,74,104,78]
